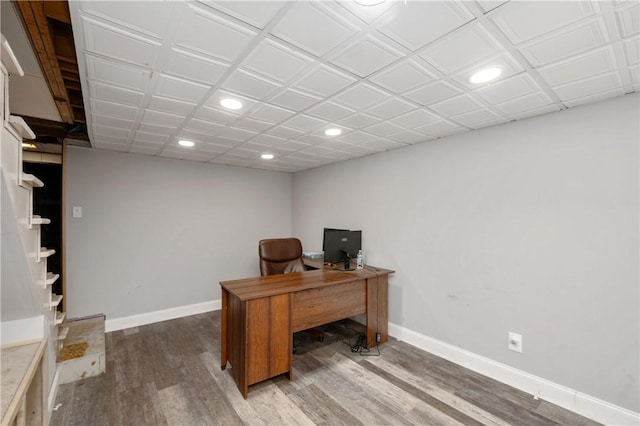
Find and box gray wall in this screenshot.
[292,94,639,412]
[65,148,292,320]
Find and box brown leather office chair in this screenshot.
[258,238,323,349]
[258,238,306,276]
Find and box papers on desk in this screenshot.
[302,251,324,259]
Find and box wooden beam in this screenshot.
[15,1,74,123]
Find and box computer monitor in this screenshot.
[322,228,362,268]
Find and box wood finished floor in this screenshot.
[51,312,600,426]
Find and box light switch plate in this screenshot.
[72,206,82,218]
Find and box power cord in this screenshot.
[339,325,381,357]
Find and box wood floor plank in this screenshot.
[50,313,602,426]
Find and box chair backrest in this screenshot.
[258,238,306,276]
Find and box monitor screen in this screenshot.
[322,228,362,265]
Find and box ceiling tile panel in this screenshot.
[270,2,359,57]
[90,99,139,120]
[296,134,331,145]
[282,114,327,132]
[266,125,306,139]
[93,124,131,140]
[491,1,596,44]
[403,81,462,106]
[363,121,405,137]
[562,88,626,108]
[216,126,257,141]
[518,19,608,67]
[243,38,314,83]
[365,97,417,120]
[85,55,151,92]
[416,120,466,138]
[387,130,432,144]
[429,94,483,116]
[292,65,357,98]
[624,37,640,65]
[249,103,296,123]
[615,3,640,37]
[89,81,144,107]
[369,59,436,93]
[330,35,403,77]
[155,74,211,103]
[138,122,175,135]
[142,109,185,127]
[82,17,161,68]
[376,1,474,51]
[174,4,258,62]
[194,106,240,125]
[80,1,174,39]
[269,88,322,110]
[184,118,224,135]
[537,47,617,87]
[163,48,229,85]
[419,24,502,75]
[234,117,274,132]
[133,131,170,144]
[450,109,506,128]
[391,109,440,128]
[552,72,622,101]
[307,102,355,121]
[222,69,280,100]
[148,96,196,116]
[200,1,286,29]
[336,113,380,129]
[495,92,554,116]
[475,74,541,104]
[338,130,376,145]
[92,114,135,131]
[360,138,406,151]
[331,83,389,110]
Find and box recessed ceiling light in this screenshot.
[324,128,342,136]
[469,67,502,84]
[178,140,195,147]
[220,98,243,110]
[261,153,274,160]
[354,0,385,5]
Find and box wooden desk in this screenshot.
[219,263,393,398]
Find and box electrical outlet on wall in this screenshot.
[508,332,523,353]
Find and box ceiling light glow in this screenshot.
[178,140,195,147]
[354,0,385,5]
[324,128,342,136]
[469,67,502,84]
[220,98,243,110]
[22,142,37,149]
[261,153,274,160]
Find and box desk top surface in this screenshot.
[220,265,393,301]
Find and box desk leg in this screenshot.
[365,276,378,349]
[377,274,389,344]
[221,288,228,370]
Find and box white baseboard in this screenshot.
[1,315,44,345]
[388,322,640,426]
[104,300,221,332]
